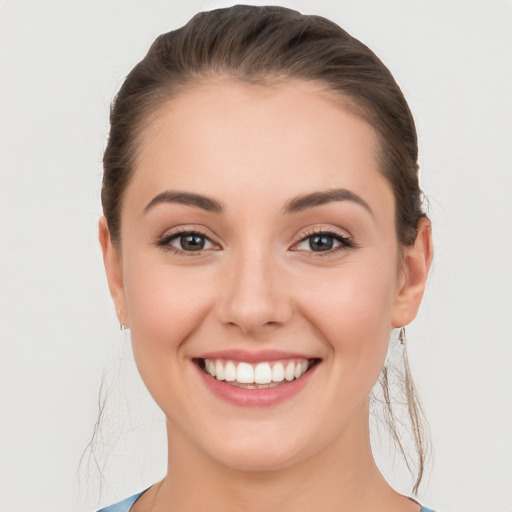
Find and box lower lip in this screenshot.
[196,362,318,407]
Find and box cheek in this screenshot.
[124,248,212,334]
[122,267,224,430]
[122,256,214,389]
[302,256,397,326]
[297,258,398,384]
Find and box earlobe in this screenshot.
[99,217,128,327]
[392,217,433,328]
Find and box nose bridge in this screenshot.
[217,238,290,333]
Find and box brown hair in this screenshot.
[101,4,429,492]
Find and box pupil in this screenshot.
[181,235,205,251]
[310,235,333,251]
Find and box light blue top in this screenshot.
[97,490,438,512]
[97,490,148,512]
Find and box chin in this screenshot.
[212,443,303,473]
[196,423,316,473]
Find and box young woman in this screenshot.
[97,5,434,512]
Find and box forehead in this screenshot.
[126,79,393,215]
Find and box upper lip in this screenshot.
[194,349,318,363]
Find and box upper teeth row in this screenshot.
[204,359,310,384]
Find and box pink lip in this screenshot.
[195,360,319,407]
[194,349,314,363]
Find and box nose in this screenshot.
[215,247,293,335]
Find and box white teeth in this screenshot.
[224,361,236,382]
[254,363,272,384]
[284,362,295,381]
[203,358,312,385]
[236,362,255,384]
[215,360,224,381]
[271,362,285,382]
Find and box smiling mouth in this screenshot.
[195,358,321,389]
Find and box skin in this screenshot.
[100,79,433,512]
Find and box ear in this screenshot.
[391,217,433,328]
[99,216,128,327]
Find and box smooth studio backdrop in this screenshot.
[1,1,511,511]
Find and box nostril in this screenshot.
[223,319,285,336]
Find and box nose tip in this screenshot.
[215,256,292,335]
[222,300,286,335]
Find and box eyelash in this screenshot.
[155,229,219,256]
[155,228,355,256]
[293,228,355,256]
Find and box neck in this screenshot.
[147,406,414,512]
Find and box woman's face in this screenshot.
[101,80,429,471]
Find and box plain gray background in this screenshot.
[1,1,511,511]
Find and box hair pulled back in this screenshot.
[102,4,425,246]
[101,4,429,492]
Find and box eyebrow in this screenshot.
[143,188,372,217]
[144,191,223,214]
[283,188,373,216]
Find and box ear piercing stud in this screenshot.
[118,310,128,331]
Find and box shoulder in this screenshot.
[96,490,146,512]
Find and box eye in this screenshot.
[173,233,210,251]
[157,230,218,253]
[293,230,353,253]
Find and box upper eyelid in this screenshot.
[295,226,352,242]
[158,225,219,242]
